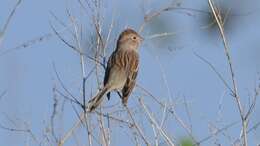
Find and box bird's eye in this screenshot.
[132,36,136,40]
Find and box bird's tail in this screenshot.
[87,86,109,112]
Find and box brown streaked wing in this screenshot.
[122,51,139,105]
[103,52,115,100]
[122,70,138,105]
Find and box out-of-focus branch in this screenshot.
[0,24,70,57]
[139,2,217,33]
[0,90,7,101]
[145,32,177,40]
[247,121,260,133]
[139,0,252,33]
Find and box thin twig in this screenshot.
[0,122,38,144]
[1,0,22,35]
[0,123,30,133]
[183,96,193,134]
[50,11,75,37]
[195,121,239,145]
[137,84,195,142]
[50,84,59,142]
[194,52,233,93]
[98,110,109,146]
[208,1,247,145]
[125,106,151,146]
[52,62,83,108]
[151,124,159,146]
[139,98,175,146]
[58,112,86,146]
[0,0,22,47]
[0,22,73,56]
[50,22,81,54]
[57,109,134,146]
[244,81,259,120]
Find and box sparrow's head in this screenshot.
[116,28,143,50]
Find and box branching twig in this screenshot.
[208,1,247,146]
[139,98,175,146]
[0,122,38,144]
[137,84,196,142]
[125,105,151,146]
[195,121,239,146]
[57,109,135,146]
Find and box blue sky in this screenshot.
[0,0,260,146]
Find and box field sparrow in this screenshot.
[87,28,143,112]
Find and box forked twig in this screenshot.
[139,98,175,146]
[137,84,196,142]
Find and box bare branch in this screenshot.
[208,0,247,145]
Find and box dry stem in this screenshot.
[208,0,247,145]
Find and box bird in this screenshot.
[87,28,143,112]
